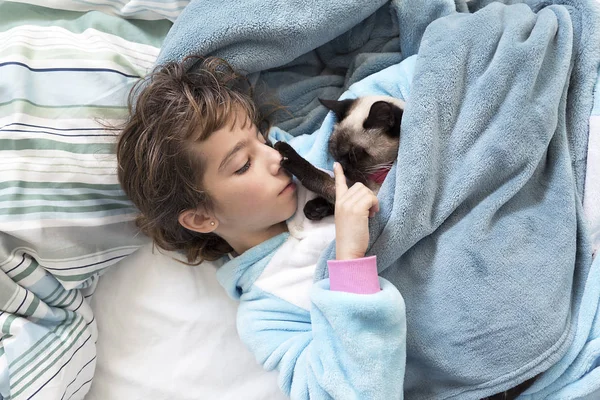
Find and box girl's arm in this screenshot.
[236,163,406,399]
[236,274,406,400]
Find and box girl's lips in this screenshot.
[279,181,297,195]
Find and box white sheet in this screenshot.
[86,243,286,400]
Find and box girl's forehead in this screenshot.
[192,111,254,165]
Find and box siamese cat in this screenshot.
[276,97,540,400]
[275,95,405,220]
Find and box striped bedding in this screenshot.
[4,0,190,22]
[0,3,170,399]
[0,1,598,399]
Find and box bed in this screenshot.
[1,0,599,399]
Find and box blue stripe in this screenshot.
[0,123,115,132]
[60,356,96,400]
[14,290,28,314]
[5,254,26,274]
[0,129,114,138]
[66,377,94,400]
[72,296,85,313]
[26,334,92,400]
[0,187,124,198]
[0,62,139,79]
[44,254,128,271]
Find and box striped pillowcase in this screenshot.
[0,3,170,399]
[5,0,190,21]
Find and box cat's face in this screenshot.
[320,96,405,188]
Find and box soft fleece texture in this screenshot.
[157,0,600,398]
[299,2,598,399]
[216,182,407,399]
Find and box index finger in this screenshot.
[333,162,348,198]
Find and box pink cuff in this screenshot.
[327,255,380,294]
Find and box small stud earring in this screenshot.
[210,221,215,226]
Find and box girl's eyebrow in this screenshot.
[219,139,249,172]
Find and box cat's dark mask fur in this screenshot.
[321,96,404,190]
[276,95,405,220]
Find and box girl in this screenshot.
[117,56,407,399]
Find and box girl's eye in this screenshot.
[235,160,251,175]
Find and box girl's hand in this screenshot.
[333,162,380,260]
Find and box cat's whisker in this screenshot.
[364,162,393,173]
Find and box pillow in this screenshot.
[5,0,190,21]
[0,3,170,398]
[87,244,287,400]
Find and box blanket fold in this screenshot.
[157,0,600,398]
[306,1,598,398]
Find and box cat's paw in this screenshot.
[274,141,304,174]
[274,141,295,159]
[304,197,335,221]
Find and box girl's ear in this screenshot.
[178,208,218,233]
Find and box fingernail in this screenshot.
[333,162,339,169]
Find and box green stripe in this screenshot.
[11,321,89,398]
[61,292,80,309]
[2,314,17,335]
[0,193,129,202]
[0,181,123,191]
[0,137,115,154]
[7,168,118,177]
[0,346,5,358]
[0,162,112,171]
[56,291,75,308]
[41,284,64,303]
[0,2,171,48]
[12,261,39,283]
[49,291,71,309]
[0,98,127,111]
[8,331,52,369]
[8,309,68,368]
[23,296,41,318]
[0,99,127,119]
[53,270,104,282]
[54,312,77,339]
[0,202,131,216]
[9,318,84,391]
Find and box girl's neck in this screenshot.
[225,221,289,255]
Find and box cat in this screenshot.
[275,95,405,220]
[277,98,540,400]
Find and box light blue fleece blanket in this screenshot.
[296,1,598,399]
[156,0,404,136]
[157,0,600,398]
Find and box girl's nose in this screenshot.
[266,145,283,175]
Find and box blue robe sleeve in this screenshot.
[236,278,407,400]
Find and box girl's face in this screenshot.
[189,110,298,252]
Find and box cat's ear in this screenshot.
[363,101,403,136]
[319,98,355,122]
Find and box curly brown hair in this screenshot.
[117,56,264,264]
